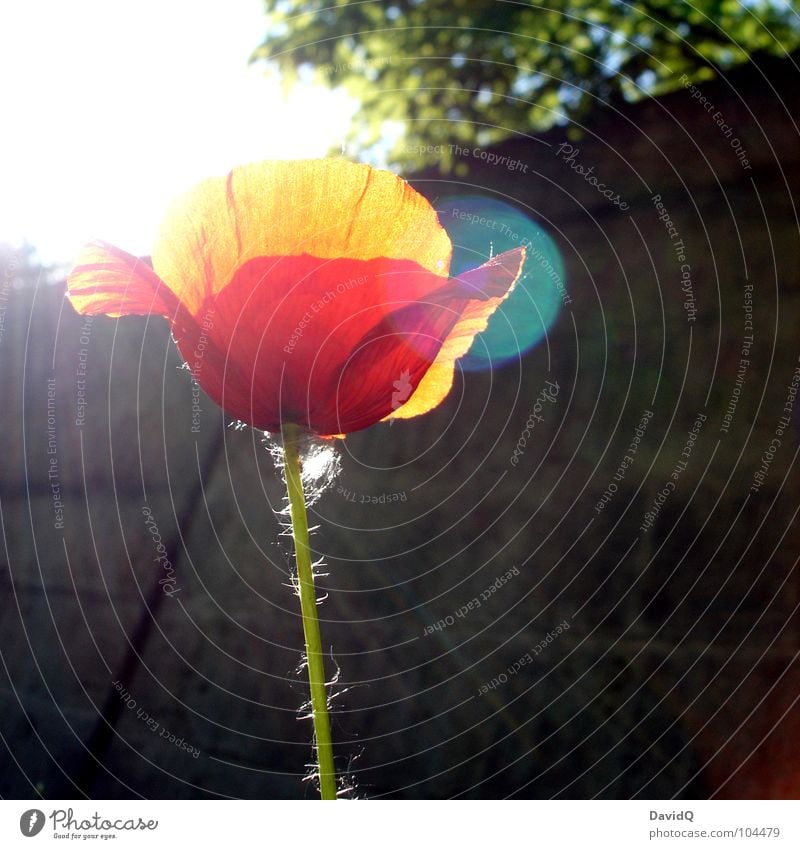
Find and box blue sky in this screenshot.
[0,1,355,264]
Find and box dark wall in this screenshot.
[2,54,799,799]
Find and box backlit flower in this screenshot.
[67,159,525,435]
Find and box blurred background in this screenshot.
[2,0,800,799]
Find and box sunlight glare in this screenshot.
[0,1,356,263]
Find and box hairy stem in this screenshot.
[281,423,337,800]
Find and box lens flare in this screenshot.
[437,195,566,370]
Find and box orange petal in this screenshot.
[67,240,183,320]
[385,247,527,421]
[151,160,453,316]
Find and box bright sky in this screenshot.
[0,1,356,264]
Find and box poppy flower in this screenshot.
[67,159,525,436]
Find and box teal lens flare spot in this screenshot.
[438,195,566,371]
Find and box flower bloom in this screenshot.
[67,159,525,436]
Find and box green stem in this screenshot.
[281,423,337,800]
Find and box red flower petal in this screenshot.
[66,161,528,436]
[171,253,448,432]
[385,246,527,422]
[67,240,185,320]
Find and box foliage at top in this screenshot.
[252,0,800,170]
